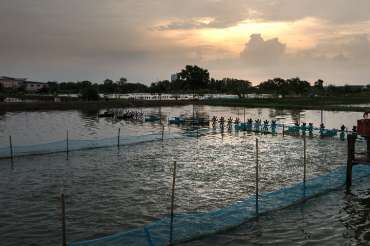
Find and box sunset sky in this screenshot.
[1,0,370,85]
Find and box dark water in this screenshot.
[186,176,370,246]
[0,105,369,246]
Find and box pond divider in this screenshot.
[61,135,370,246]
[2,122,365,161]
[0,126,193,160]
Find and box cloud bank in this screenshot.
[0,0,370,84]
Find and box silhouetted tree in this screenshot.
[177,65,210,95]
[80,87,100,101]
[313,79,324,95]
[222,78,251,98]
[259,78,288,97]
[101,79,115,93]
[286,77,310,95]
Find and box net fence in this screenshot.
[67,132,370,246]
[0,122,359,159]
[0,130,186,159]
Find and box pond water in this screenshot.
[0,105,364,147]
[0,105,369,246]
[185,174,370,246]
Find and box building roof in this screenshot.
[0,76,27,81]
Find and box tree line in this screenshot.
[2,65,370,100]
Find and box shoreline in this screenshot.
[1,97,370,113]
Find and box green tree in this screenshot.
[222,78,251,98]
[177,65,210,94]
[258,78,288,97]
[286,77,311,96]
[80,87,100,101]
[314,79,324,95]
[102,79,116,93]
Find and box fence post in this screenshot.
[303,135,307,184]
[346,134,355,189]
[282,124,285,137]
[162,124,165,141]
[61,193,67,246]
[255,138,259,219]
[367,137,370,163]
[66,130,69,159]
[243,108,246,124]
[9,136,14,161]
[169,161,177,245]
[117,128,121,147]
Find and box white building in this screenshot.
[171,74,178,82]
[0,76,48,91]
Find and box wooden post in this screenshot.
[346,134,355,188]
[320,109,323,125]
[117,128,121,147]
[161,124,165,141]
[303,136,307,184]
[61,193,67,246]
[9,136,14,161]
[282,124,285,137]
[66,130,69,159]
[367,138,370,163]
[169,161,177,245]
[243,108,246,124]
[255,138,259,218]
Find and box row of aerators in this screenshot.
[206,116,354,138]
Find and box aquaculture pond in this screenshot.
[0,105,369,246]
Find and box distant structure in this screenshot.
[25,81,48,92]
[171,73,178,82]
[0,76,27,89]
[0,76,48,91]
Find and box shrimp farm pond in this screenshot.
[0,105,370,246]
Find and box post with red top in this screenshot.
[347,115,370,189]
[357,116,370,163]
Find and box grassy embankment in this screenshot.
[1,96,370,112]
[204,96,370,112]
